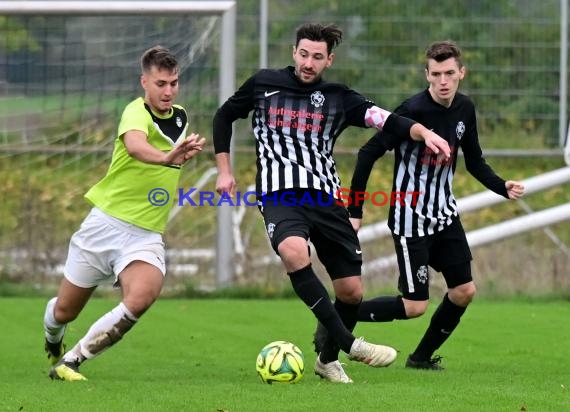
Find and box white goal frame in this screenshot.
[566,121,570,166]
[0,1,237,286]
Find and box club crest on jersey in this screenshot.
[416,265,428,284]
[176,116,183,128]
[266,223,276,239]
[456,121,465,140]
[310,91,325,108]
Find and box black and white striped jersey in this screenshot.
[350,89,508,237]
[213,66,375,197]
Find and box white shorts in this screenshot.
[63,208,166,288]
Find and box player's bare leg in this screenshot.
[49,261,163,381]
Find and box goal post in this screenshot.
[566,121,570,166]
[0,1,236,287]
[0,1,236,15]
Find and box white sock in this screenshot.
[44,297,66,343]
[63,302,138,363]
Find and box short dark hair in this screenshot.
[140,45,178,74]
[425,40,463,68]
[295,23,343,54]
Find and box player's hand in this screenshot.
[349,217,362,233]
[216,172,237,198]
[165,133,206,165]
[505,180,525,200]
[423,129,451,159]
[182,133,206,160]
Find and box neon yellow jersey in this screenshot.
[85,97,189,233]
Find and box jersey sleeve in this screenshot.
[381,99,417,140]
[348,91,416,140]
[342,88,375,127]
[461,107,508,198]
[117,101,152,138]
[213,74,256,153]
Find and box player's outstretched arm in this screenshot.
[123,131,205,165]
[364,106,450,158]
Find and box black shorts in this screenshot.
[393,217,473,301]
[259,189,362,279]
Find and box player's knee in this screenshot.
[53,304,80,324]
[449,282,477,307]
[332,276,363,304]
[335,289,362,304]
[123,295,157,317]
[403,299,429,318]
[277,238,310,269]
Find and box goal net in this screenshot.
[0,2,236,288]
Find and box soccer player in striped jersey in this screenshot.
[43,46,206,381]
[324,40,525,370]
[213,23,450,383]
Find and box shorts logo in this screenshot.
[416,265,428,284]
[266,223,276,239]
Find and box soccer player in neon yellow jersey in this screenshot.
[43,45,206,381]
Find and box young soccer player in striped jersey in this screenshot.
[213,23,450,383]
[43,46,206,381]
[315,40,525,370]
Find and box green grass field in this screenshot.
[1,298,568,411]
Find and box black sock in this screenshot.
[358,295,407,322]
[288,265,354,354]
[411,293,466,361]
[320,298,360,363]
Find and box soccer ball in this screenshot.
[255,340,304,384]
